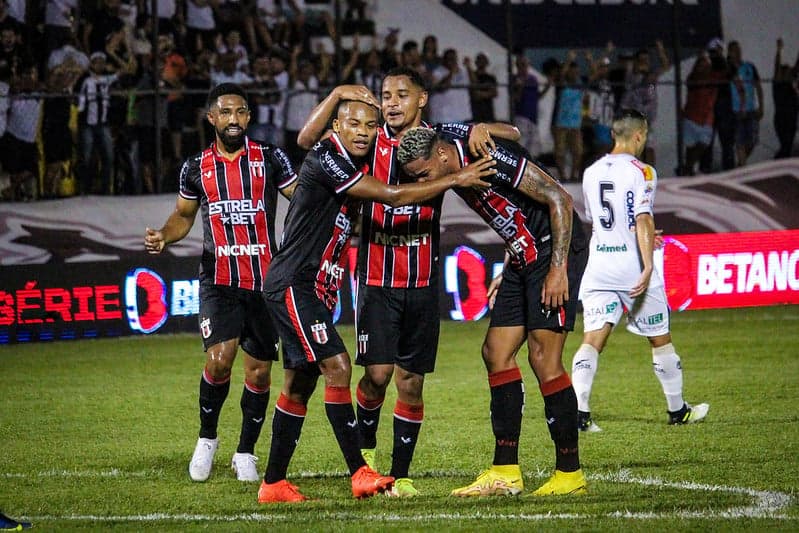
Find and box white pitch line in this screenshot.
[7,468,795,523]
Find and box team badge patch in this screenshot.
[200,317,212,339]
[249,161,265,178]
[358,333,368,355]
[311,321,329,344]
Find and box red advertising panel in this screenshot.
[663,230,799,311]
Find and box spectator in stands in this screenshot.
[680,50,718,176]
[47,29,89,76]
[132,64,169,194]
[772,38,799,159]
[215,0,260,56]
[584,53,615,163]
[621,40,670,165]
[0,22,33,80]
[467,52,497,122]
[512,53,542,158]
[284,45,319,166]
[77,51,119,195]
[554,51,585,181]
[728,40,763,167]
[5,64,43,200]
[159,33,188,175]
[140,0,181,44]
[184,48,214,151]
[537,57,559,164]
[42,60,77,198]
[421,34,439,78]
[356,46,383,97]
[216,29,251,74]
[700,37,736,172]
[246,50,282,146]
[378,27,400,72]
[428,48,471,123]
[400,40,424,77]
[185,0,218,57]
[44,0,78,54]
[82,0,125,54]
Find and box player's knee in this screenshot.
[362,366,392,392]
[245,363,272,389]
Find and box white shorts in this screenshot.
[580,285,670,337]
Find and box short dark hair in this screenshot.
[383,66,427,91]
[401,40,418,53]
[206,83,248,110]
[612,108,648,139]
[335,98,378,118]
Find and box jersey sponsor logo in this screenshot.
[383,205,421,215]
[200,316,212,338]
[209,199,266,225]
[626,190,636,229]
[595,243,628,252]
[249,161,265,178]
[632,312,664,327]
[373,231,430,247]
[508,235,529,255]
[320,151,352,182]
[489,204,521,240]
[320,259,346,280]
[216,243,268,257]
[310,321,329,344]
[334,211,352,244]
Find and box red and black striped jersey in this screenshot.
[445,135,587,271]
[264,133,367,311]
[359,122,442,288]
[179,138,297,291]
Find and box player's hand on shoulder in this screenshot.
[454,155,496,189]
[144,227,166,254]
[467,123,496,158]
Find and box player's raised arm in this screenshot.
[347,156,495,207]
[144,196,199,254]
[297,85,379,149]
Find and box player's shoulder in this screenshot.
[628,157,657,182]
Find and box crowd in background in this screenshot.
[0,0,796,201]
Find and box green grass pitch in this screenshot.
[1,306,798,531]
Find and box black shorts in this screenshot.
[264,285,348,369]
[354,283,440,375]
[490,246,588,332]
[198,283,279,361]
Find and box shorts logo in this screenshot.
[311,321,329,344]
[358,333,368,355]
[605,302,618,314]
[200,317,212,339]
[646,312,664,325]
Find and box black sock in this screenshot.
[198,368,231,439]
[237,382,270,454]
[264,393,306,483]
[325,386,366,475]
[541,373,580,472]
[489,368,524,465]
[390,400,423,478]
[356,383,384,449]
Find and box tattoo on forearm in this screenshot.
[518,165,572,267]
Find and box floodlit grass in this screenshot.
[1,306,798,531]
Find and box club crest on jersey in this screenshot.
[311,321,329,344]
[200,317,212,339]
[249,161,265,178]
[358,333,368,355]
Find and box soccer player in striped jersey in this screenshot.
[398,126,589,497]
[295,67,519,497]
[571,109,709,431]
[144,83,298,484]
[258,99,496,503]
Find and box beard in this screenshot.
[216,125,245,152]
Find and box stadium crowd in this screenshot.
[0,0,796,201]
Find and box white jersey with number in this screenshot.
[580,152,662,291]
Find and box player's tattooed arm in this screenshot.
[517,161,574,308]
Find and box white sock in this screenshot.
[652,343,685,412]
[571,344,599,412]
